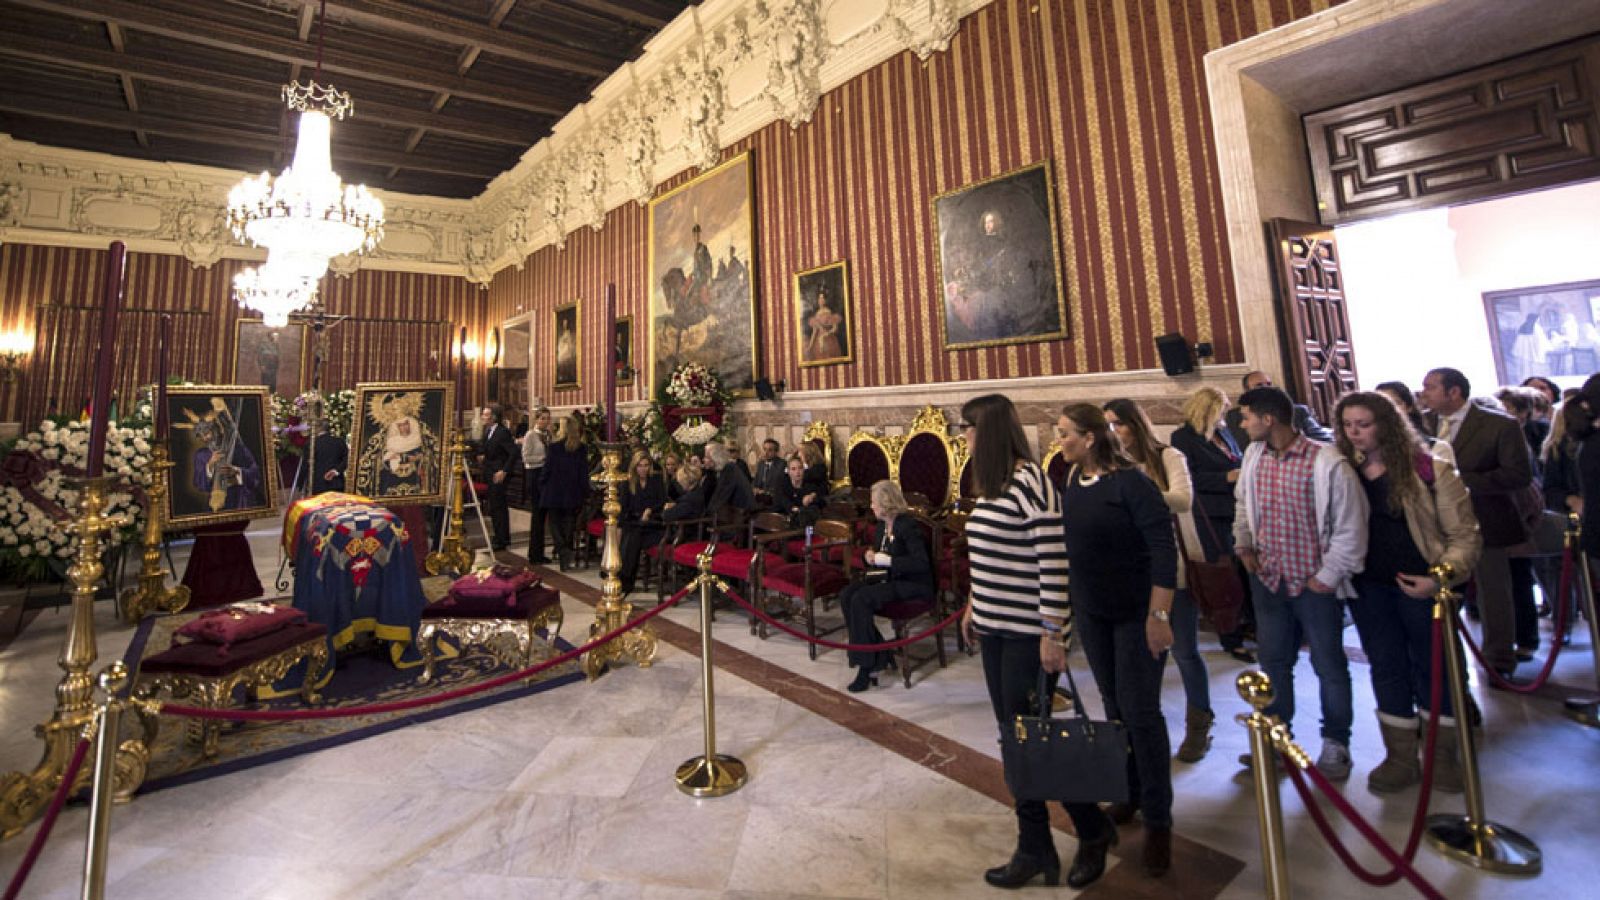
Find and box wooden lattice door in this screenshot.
[1268,219,1358,424]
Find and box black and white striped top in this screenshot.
[966,461,1071,638]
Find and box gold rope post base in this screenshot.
[675,546,746,798]
[119,443,190,622]
[425,427,473,576]
[1423,563,1541,875]
[582,442,657,680]
[1236,671,1295,900]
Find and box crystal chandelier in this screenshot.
[226,0,382,322]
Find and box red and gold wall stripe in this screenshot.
[484,0,1346,407]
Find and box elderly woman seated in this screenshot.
[839,480,934,692]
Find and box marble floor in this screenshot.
[3,512,1597,898]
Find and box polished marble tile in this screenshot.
[510,735,658,797]
[725,805,887,899]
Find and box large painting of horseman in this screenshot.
[648,151,760,395]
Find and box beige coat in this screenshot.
[1396,452,1482,586]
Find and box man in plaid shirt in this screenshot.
[1233,386,1368,779]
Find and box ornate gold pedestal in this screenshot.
[0,479,149,840]
[119,443,191,622]
[582,443,657,680]
[425,427,473,576]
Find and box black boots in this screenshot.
[1067,826,1119,889]
[846,669,878,693]
[983,852,1061,889]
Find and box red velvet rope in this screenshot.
[719,586,962,651]
[1283,760,1447,900]
[3,739,91,900]
[1457,544,1575,693]
[157,583,698,722]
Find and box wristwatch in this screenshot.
[1040,619,1064,635]
[1149,609,1170,623]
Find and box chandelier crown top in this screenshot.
[283,80,354,120]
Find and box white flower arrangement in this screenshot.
[666,362,718,406]
[671,421,721,446]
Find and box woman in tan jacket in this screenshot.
[1335,392,1481,795]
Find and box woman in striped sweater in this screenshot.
[955,394,1090,889]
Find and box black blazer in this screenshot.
[623,473,667,526]
[707,461,755,514]
[481,423,517,478]
[308,432,348,495]
[662,482,707,522]
[752,457,787,495]
[869,515,935,594]
[776,477,825,521]
[803,462,830,495]
[1168,423,1240,523]
[539,441,590,510]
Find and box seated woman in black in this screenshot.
[619,450,667,595]
[839,480,934,693]
[704,441,755,516]
[798,441,830,497]
[662,464,707,523]
[661,452,684,501]
[775,454,825,527]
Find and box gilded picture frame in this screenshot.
[931,161,1069,350]
[348,381,455,507]
[614,315,635,387]
[164,385,280,529]
[232,319,307,398]
[647,150,761,396]
[554,301,580,390]
[794,260,853,368]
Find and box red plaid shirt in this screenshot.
[1253,436,1322,595]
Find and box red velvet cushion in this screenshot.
[449,566,538,600]
[143,622,328,674]
[785,538,848,562]
[671,540,713,567]
[425,584,561,619]
[709,548,781,580]
[763,562,850,598]
[174,605,306,648]
[879,595,935,620]
[899,433,951,507]
[585,518,606,538]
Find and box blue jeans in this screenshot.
[1169,589,1211,714]
[1251,576,1352,744]
[1349,578,1453,718]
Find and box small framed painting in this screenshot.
[614,315,635,386]
[554,302,580,390]
[794,260,853,367]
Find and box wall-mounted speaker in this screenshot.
[1154,333,1195,376]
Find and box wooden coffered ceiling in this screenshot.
[0,0,691,198]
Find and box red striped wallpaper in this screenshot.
[486,0,1346,406]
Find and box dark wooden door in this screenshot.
[1268,218,1358,425]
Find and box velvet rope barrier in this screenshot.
[2,739,91,900]
[156,583,698,723]
[1457,545,1575,694]
[1283,761,1447,900]
[718,586,963,652]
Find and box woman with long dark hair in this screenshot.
[956,394,1078,888]
[538,415,589,571]
[1334,391,1480,793]
[1104,398,1213,764]
[1056,402,1177,880]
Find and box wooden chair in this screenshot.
[758,518,855,658]
[876,512,949,687]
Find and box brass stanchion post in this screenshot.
[1237,671,1293,900]
[80,662,132,900]
[119,443,190,622]
[425,427,473,576]
[582,442,657,680]
[1424,563,1541,874]
[1561,513,1600,726]
[675,547,747,797]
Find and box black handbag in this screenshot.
[999,664,1130,805]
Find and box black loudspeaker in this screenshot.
[754,377,786,401]
[1154,333,1195,376]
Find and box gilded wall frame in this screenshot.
[554,301,580,390]
[794,259,853,367]
[232,319,307,398]
[164,385,280,529]
[348,381,454,507]
[931,161,1068,351]
[647,150,760,396]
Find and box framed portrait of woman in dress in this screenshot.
[554,302,580,390]
[794,260,853,367]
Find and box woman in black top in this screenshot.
[839,481,934,692]
[538,415,589,571]
[662,465,707,523]
[775,455,825,527]
[1056,402,1177,881]
[619,450,666,595]
[798,441,830,496]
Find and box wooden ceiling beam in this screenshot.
[315,0,615,77]
[5,0,578,115]
[103,22,150,148]
[565,0,674,29]
[0,35,546,146]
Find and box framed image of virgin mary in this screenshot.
[165,386,279,528]
[794,260,853,367]
[349,382,453,506]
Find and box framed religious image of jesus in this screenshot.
[232,319,307,397]
[932,161,1068,350]
[794,260,853,367]
[614,315,635,386]
[554,302,580,390]
[165,386,280,529]
[349,382,454,506]
[647,150,760,396]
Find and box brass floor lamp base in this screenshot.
[1424,815,1541,875]
[675,754,748,798]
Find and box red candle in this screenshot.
[155,314,170,440]
[456,325,467,420]
[85,242,127,478]
[605,285,617,442]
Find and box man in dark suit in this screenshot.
[308,425,348,495]
[479,404,517,551]
[1420,367,1533,680]
[703,441,755,516]
[1226,370,1333,446]
[751,438,787,498]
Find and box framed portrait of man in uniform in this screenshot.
[165,385,279,528]
[233,319,306,397]
[348,382,454,506]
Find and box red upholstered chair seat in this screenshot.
[471,482,489,494]
[141,622,329,677]
[784,538,849,562]
[671,540,714,567]
[585,518,606,538]
[709,548,781,581]
[423,584,561,620]
[880,595,935,621]
[762,562,850,599]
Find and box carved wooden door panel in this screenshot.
[1268,218,1358,425]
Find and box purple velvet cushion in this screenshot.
[143,622,328,675]
[763,562,850,598]
[174,605,306,648]
[450,566,538,600]
[425,584,560,619]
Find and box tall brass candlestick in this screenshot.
[582,442,657,679]
[425,427,473,576]
[119,443,191,622]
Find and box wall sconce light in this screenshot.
[0,331,32,384]
[487,327,501,367]
[461,338,481,363]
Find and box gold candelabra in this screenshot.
[425,427,473,576]
[119,443,191,622]
[582,442,657,680]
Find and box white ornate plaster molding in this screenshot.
[0,134,474,276]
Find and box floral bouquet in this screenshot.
[271,394,309,458]
[644,362,736,458]
[666,362,717,406]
